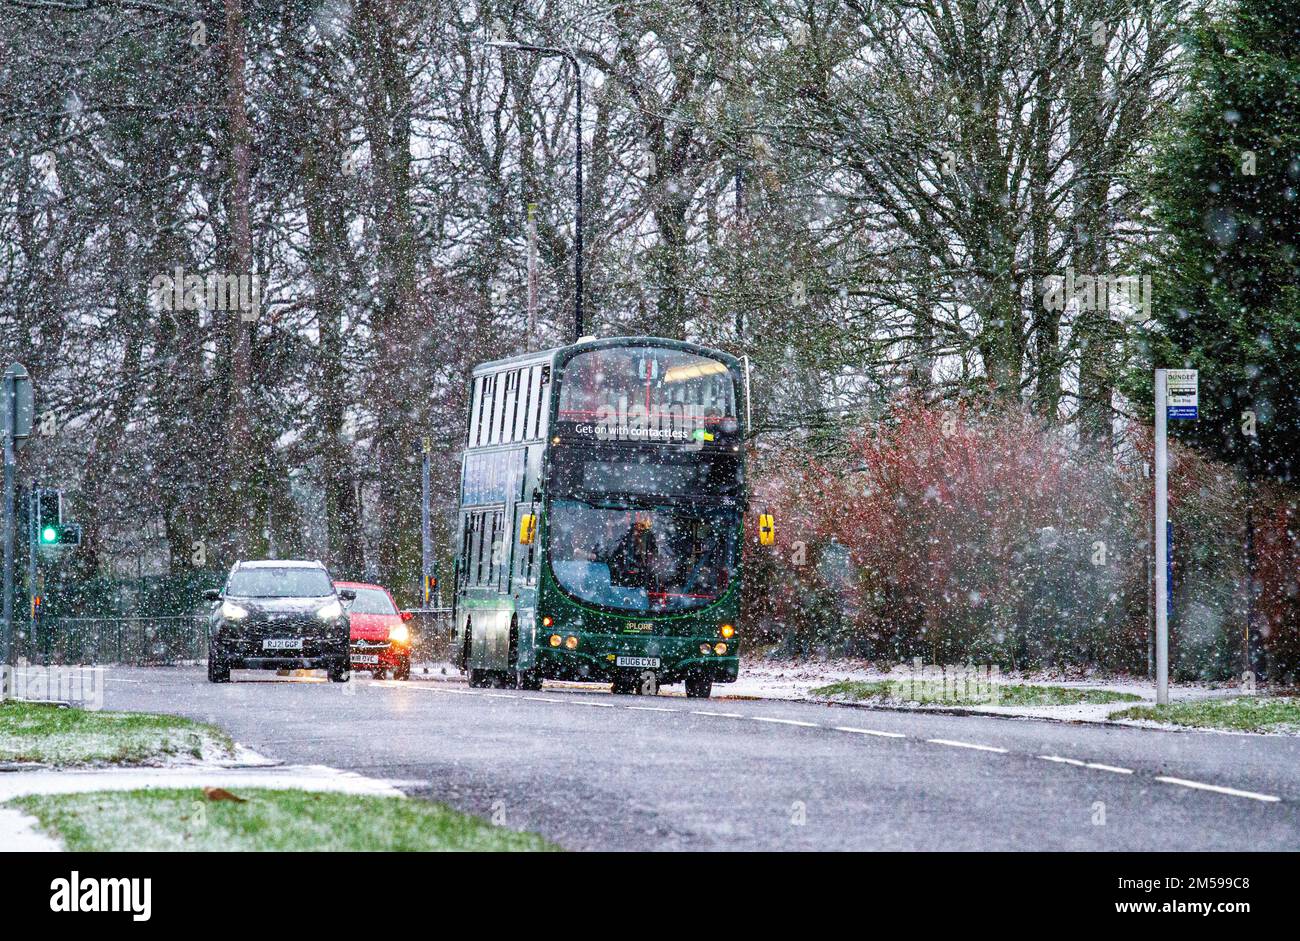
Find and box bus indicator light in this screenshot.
[720,623,735,639]
[564,635,579,650]
[549,634,562,647]
[700,644,712,655]
[714,643,728,656]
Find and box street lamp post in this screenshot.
[486,40,584,342]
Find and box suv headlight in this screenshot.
[316,600,344,621]
[221,601,249,621]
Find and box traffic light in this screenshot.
[39,523,81,546]
[32,487,81,547]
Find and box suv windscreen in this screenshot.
[226,567,334,598]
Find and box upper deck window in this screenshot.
[556,346,738,446]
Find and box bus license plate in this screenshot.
[352,654,379,665]
[616,656,660,668]
[264,638,303,651]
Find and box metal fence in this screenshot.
[17,616,209,666]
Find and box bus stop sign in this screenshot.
[1166,369,1198,420]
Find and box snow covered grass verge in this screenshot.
[11,788,560,852]
[0,700,234,767]
[1109,697,1300,734]
[811,678,1142,707]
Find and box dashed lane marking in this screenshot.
[752,717,820,728]
[927,738,1008,754]
[1086,762,1134,775]
[1155,776,1280,803]
[835,726,906,739]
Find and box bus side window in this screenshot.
[460,513,475,588]
[494,509,508,592]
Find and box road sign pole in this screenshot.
[1,369,15,688]
[1154,369,1169,706]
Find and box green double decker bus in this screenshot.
[451,337,749,698]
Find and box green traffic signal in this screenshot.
[41,525,58,543]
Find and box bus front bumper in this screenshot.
[534,635,738,685]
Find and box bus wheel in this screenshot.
[685,672,712,699]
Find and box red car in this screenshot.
[335,581,413,680]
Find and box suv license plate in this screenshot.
[264,638,303,651]
[352,654,379,665]
[616,656,660,668]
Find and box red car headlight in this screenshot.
[388,624,410,645]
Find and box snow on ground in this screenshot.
[413,656,1241,724]
[729,656,1251,724]
[0,745,409,850]
[0,806,62,851]
[0,763,408,804]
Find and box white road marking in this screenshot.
[572,700,616,708]
[835,726,906,738]
[752,717,820,728]
[626,706,676,712]
[692,710,742,718]
[483,693,515,699]
[928,738,1007,754]
[1039,755,1087,766]
[1086,762,1134,775]
[1155,776,1280,803]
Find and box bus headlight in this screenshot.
[565,635,579,650]
[388,624,410,645]
[714,642,728,656]
[700,644,712,655]
[549,634,562,647]
[720,623,735,639]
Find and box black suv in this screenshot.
[205,560,356,683]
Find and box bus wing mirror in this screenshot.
[519,513,537,545]
[758,513,776,546]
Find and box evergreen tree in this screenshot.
[1144,0,1300,482]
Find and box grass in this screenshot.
[811,678,1143,707]
[1109,697,1300,733]
[12,788,560,852]
[0,701,233,766]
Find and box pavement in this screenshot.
[36,664,1300,851]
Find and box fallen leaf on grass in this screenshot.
[202,787,246,803]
